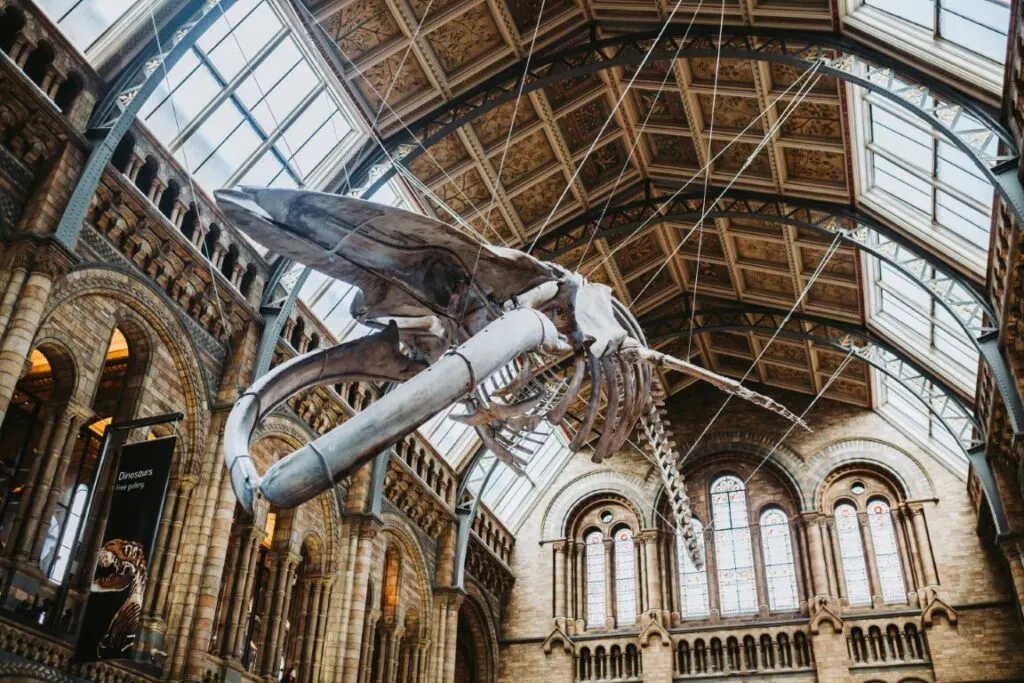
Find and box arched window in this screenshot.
[710,475,756,615]
[759,508,798,611]
[47,483,87,584]
[613,527,636,626]
[676,518,709,618]
[867,498,905,603]
[585,530,606,628]
[835,503,871,606]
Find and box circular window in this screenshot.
[851,482,866,495]
[600,510,613,523]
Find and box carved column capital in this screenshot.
[907,502,927,517]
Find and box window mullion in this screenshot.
[225,84,325,187]
[167,28,289,154]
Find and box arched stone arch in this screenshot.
[456,584,499,683]
[252,414,339,570]
[25,334,78,406]
[542,469,659,540]
[380,514,433,638]
[662,431,807,512]
[809,439,936,509]
[41,266,210,471]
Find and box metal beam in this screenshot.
[538,187,1024,430]
[966,445,1010,536]
[54,0,240,251]
[644,304,984,454]
[341,22,1020,223]
[452,444,500,590]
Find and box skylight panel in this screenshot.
[857,0,1010,65]
[857,96,997,272]
[875,370,968,472]
[868,258,979,394]
[39,0,135,54]
[139,0,358,194]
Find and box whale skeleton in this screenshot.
[215,187,809,567]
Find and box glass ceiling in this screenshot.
[41,0,1013,518]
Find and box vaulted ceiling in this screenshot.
[302,0,880,408]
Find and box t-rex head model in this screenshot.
[92,539,147,658]
[215,188,807,567]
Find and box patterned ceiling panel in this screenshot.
[307,0,860,403]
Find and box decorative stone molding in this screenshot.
[541,627,574,655]
[809,598,843,635]
[542,469,659,540]
[381,513,436,639]
[637,618,671,647]
[40,266,208,468]
[809,439,936,509]
[665,430,807,506]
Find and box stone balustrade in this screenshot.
[577,640,643,682]
[672,624,813,678]
[0,0,100,131]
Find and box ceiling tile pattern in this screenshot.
[311,0,864,405]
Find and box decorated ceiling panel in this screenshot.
[305,0,867,405]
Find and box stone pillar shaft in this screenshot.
[910,506,938,586]
[553,541,566,620]
[0,270,57,425]
[16,411,76,560]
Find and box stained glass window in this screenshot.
[759,508,799,612]
[676,518,709,618]
[867,499,906,603]
[585,531,606,628]
[835,503,872,606]
[710,476,757,615]
[614,528,637,626]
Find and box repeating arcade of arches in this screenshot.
[107,134,260,298]
[0,6,83,114]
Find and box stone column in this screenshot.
[704,525,721,621]
[359,611,380,683]
[300,578,323,682]
[223,528,258,658]
[823,518,843,601]
[801,514,829,599]
[573,542,585,631]
[641,531,663,617]
[858,511,883,606]
[0,248,30,341]
[252,556,278,669]
[603,539,615,628]
[14,409,78,561]
[749,524,770,617]
[442,593,462,683]
[0,263,62,425]
[265,554,300,676]
[153,475,196,618]
[909,504,938,588]
[343,518,381,683]
[892,506,918,604]
[214,532,241,651]
[553,541,567,624]
[311,579,333,681]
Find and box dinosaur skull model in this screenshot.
[215,188,808,567]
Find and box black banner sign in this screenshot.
[75,436,175,662]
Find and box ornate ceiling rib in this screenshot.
[534,187,1024,433]
[338,22,1019,223]
[643,304,981,452]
